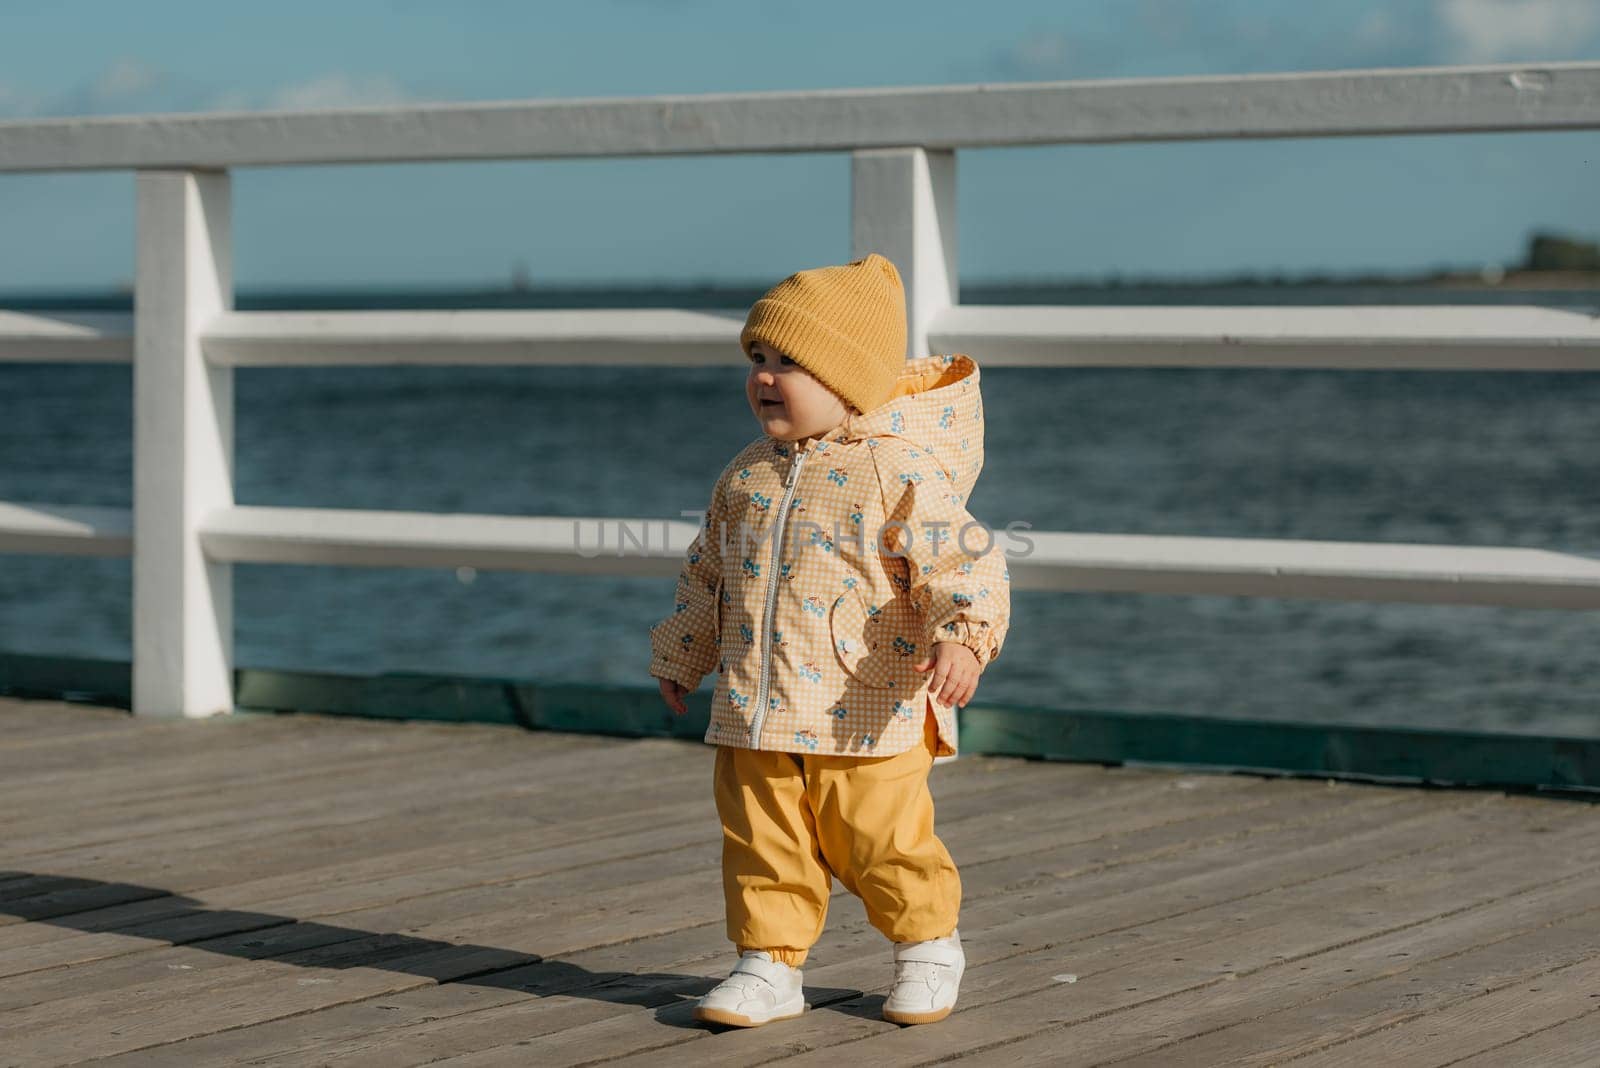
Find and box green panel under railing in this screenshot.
[4,651,1595,797]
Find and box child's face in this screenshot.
[746,341,850,441]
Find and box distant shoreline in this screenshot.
[1415,268,1600,290]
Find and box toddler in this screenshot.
[649,253,1011,1027]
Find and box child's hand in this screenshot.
[656,675,690,716]
[913,641,982,708]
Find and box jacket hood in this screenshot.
[840,352,987,504]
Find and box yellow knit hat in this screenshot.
[739,252,908,414]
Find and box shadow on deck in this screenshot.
[2,695,1597,1066]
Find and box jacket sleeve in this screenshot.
[648,468,728,690]
[872,440,1011,667]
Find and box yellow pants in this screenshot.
[713,702,961,967]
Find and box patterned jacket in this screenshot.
[648,353,1011,758]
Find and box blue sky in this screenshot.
[1,0,1597,291]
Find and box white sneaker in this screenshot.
[882,928,965,1025]
[693,950,807,1027]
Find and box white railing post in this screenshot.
[133,169,236,719]
[850,147,958,359]
[852,147,963,760]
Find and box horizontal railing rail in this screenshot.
[1,61,1597,719]
[2,62,1598,171]
[4,304,1600,369]
[5,502,1600,610]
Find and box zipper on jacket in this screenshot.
[748,445,808,747]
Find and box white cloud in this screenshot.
[94,58,162,99]
[982,23,1129,81]
[1012,32,1073,75]
[0,56,170,118]
[0,59,426,119]
[262,73,417,111]
[978,3,1435,82]
[210,73,433,113]
[0,82,45,118]
[1355,10,1395,48]
[976,0,1600,85]
[1436,0,1600,62]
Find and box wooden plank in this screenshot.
[0,729,617,861]
[287,770,1267,954]
[25,698,591,787]
[533,795,1492,1064]
[0,751,1100,978]
[0,723,570,815]
[31,793,1580,1068]
[15,780,1401,1061]
[3,63,1596,173]
[0,738,701,918]
[72,789,1465,1061]
[945,778,1402,869]
[0,754,1081,971]
[1449,1007,1600,1067]
[0,741,1152,869]
[0,704,505,787]
[0,764,1309,1058]
[0,730,1078,868]
[259,793,1427,1065]
[6,703,1585,1066]
[0,799,707,969]
[913,854,1600,1064]
[294,767,1286,940]
[0,811,728,1005]
[68,785,1453,1066]
[415,1001,708,1067]
[0,709,1075,869]
[689,799,1597,1066]
[0,837,739,1061]
[0,717,570,820]
[85,946,740,1068]
[1119,901,1600,1065]
[0,697,134,735]
[0,743,706,918]
[0,926,497,1065]
[0,722,665,844]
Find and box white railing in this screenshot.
[2,62,1600,718]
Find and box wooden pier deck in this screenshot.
[2,695,1597,1066]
